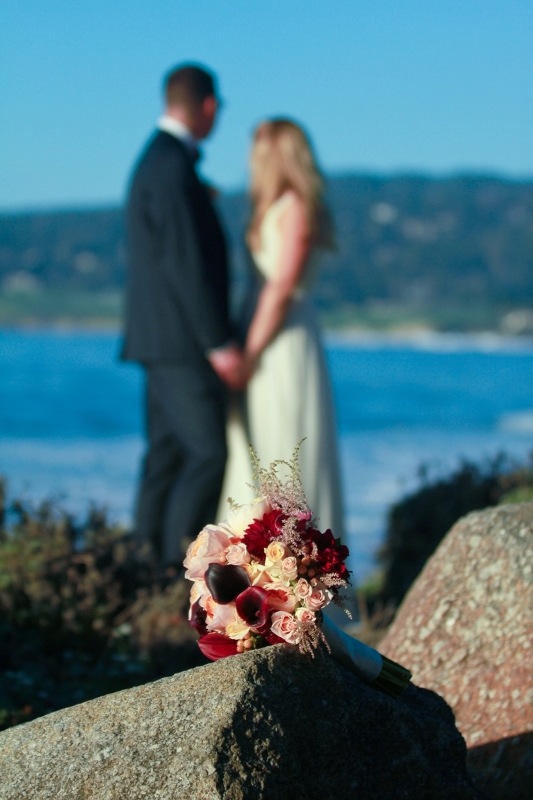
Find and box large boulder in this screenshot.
[0,643,481,799]
[381,502,533,800]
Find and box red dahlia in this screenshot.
[242,510,287,561]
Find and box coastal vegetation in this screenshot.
[1,173,532,333]
[1,452,531,731]
[375,451,533,601]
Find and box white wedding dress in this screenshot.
[217,191,345,539]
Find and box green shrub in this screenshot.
[0,480,204,731]
[376,451,533,607]
[3,450,531,730]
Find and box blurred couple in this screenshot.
[122,63,344,574]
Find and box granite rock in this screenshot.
[381,502,533,799]
[0,643,482,799]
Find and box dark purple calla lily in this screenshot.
[205,563,251,605]
[189,599,208,635]
[235,586,269,628]
[198,633,239,660]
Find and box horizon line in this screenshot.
[1,167,532,216]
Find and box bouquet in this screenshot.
[184,447,411,698]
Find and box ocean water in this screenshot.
[1,328,532,583]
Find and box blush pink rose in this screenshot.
[183,525,231,581]
[295,578,311,600]
[304,584,332,611]
[270,610,300,644]
[204,594,218,621]
[266,585,298,613]
[206,600,241,633]
[280,556,298,581]
[226,543,250,565]
[295,607,315,624]
[189,580,210,610]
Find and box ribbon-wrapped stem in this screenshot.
[321,615,411,699]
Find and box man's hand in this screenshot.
[208,345,248,390]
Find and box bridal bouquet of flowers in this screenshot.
[184,447,411,698]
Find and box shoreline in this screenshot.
[325,327,533,352]
[3,320,533,352]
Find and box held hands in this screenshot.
[208,345,249,391]
[209,345,261,390]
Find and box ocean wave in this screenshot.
[326,329,533,354]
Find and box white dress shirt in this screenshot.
[157,115,198,157]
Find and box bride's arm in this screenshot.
[244,197,310,372]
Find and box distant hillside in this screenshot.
[1,173,532,332]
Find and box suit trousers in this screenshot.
[134,361,228,567]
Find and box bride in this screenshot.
[219,118,344,539]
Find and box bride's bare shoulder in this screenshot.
[279,189,302,209]
[276,191,307,234]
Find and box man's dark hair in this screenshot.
[163,63,217,108]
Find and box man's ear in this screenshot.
[203,95,218,118]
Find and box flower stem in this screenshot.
[370,653,412,698]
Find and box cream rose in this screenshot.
[265,541,287,562]
[226,617,251,640]
[248,562,271,586]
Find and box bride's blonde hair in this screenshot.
[247,118,335,251]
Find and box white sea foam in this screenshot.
[326,329,533,354]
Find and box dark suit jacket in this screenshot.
[121,131,231,364]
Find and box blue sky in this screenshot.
[1,0,532,211]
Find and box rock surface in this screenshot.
[381,502,533,800]
[0,643,482,800]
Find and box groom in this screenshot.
[122,63,243,572]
